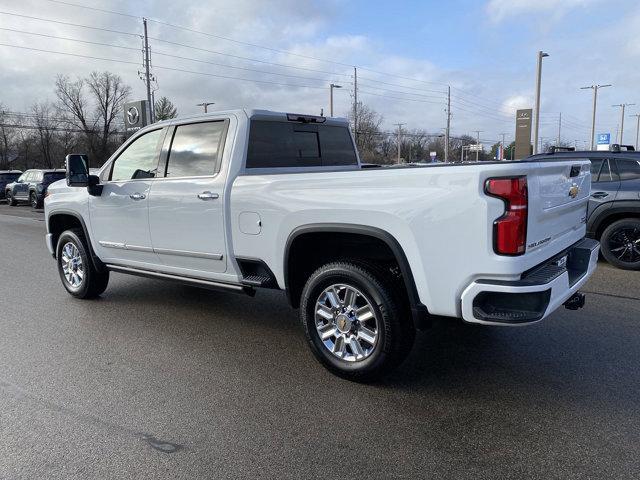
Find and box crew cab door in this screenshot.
[147,119,229,277]
[588,158,620,216]
[89,127,166,266]
[614,157,640,201]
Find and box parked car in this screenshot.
[530,145,640,270]
[0,170,22,200]
[5,169,66,208]
[44,110,597,380]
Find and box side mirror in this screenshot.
[66,154,89,187]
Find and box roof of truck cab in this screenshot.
[152,109,350,128]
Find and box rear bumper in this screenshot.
[460,238,599,326]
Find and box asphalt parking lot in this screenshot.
[1,204,639,479]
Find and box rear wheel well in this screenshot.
[285,230,416,311]
[596,212,640,239]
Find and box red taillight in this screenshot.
[485,176,528,256]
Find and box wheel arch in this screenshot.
[47,210,105,272]
[283,223,429,328]
[590,202,640,239]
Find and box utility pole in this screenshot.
[444,85,451,162]
[474,130,482,161]
[329,83,342,117]
[197,102,215,113]
[142,18,154,123]
[394,123,405,164]
[612,103,635,144]
[500,133,507,160]
[581,84,611,150]
[533,50,549,155]
[631,114,640,150]
[557,112,562,145]
[353,67,358,144]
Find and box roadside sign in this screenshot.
[469,144,483,152]
[124,100,150,135]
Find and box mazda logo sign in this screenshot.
[127,106,140,125]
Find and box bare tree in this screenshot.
[0,107,17,170]
[349,102,384,163]
[155,96,178,121]
[55,71,131,166]
[31,102,58,168]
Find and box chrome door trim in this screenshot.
[153,247,223,260]
[105,264,246,293]
[98,241,153,253]
[99,241,126,249]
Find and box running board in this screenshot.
[105,264,255,296]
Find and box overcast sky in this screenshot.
[1,0,639,147]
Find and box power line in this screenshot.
[41,0,140,19]
[0,43,329,89]
[0,10,140,37]
[0,27,140,51]
[358,90,446,105]
[148,37,351,78]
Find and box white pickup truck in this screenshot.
[45,110,599,380]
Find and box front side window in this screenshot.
[110,129,163,181]
[165,121,226,178]
[616,158,640,181]
[590,159,603,180]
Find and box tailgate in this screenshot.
[526,159,590,255]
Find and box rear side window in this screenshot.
[590,159,603,179]
[616,158,640,181]
[44,172,65,183]
[246,121,357,169]
[165,121,226,178]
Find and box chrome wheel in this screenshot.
[60,241,84,288]
[315,284,379,362]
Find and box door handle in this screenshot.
[129,193,146,200]
[591,192,608,199]
[197,191,219,200]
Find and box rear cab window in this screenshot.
[246,118,357,170]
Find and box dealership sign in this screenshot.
[124,100,150,135]
[596,133,611,151]
[514,108,532,159]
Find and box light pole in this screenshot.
[197,102,215,113]
[612,103,635,144]
[473,130,482,161]
[394,123,405,164]
[580,84,611,150]
[329,84,342,117]
[533,50,549,155]
[631,114,640,150]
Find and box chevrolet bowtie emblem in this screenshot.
[569,185,580,199]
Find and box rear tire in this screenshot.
[6,191,16,206]
[56,229,110,298]
[600,218,640,270]
[300,261,415,381]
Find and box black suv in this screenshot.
[5,169,66,209]
[530,145,640,270]
[0,170,22,200]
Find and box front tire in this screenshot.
[600,218,640,270]
[300,261,415,381]
[30,192,42,209]
[56,229,110,298]
[6,191,16,206]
